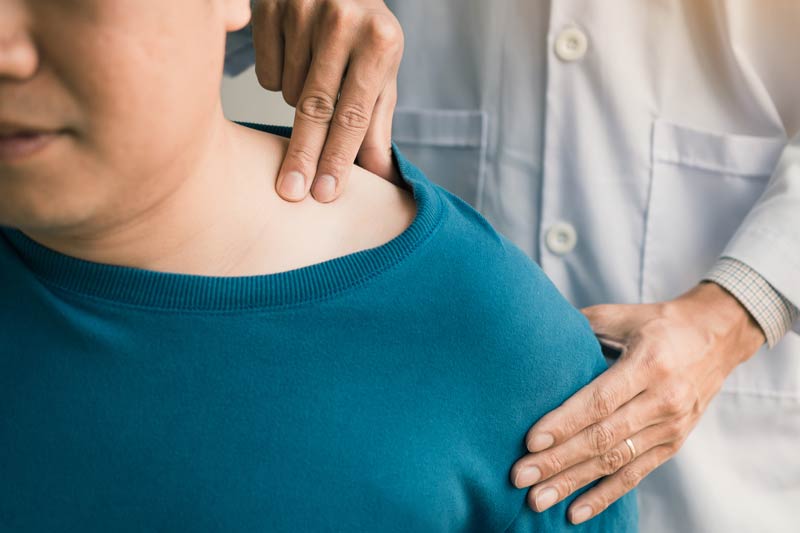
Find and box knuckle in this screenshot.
[599,448,627,475]
[365,15,403,49]
[297,93,337,123]
[253,0,279,19]
[285,145,318,168]
[282,47,309,69]
[619,465,643,491]
[558,474,578,497]
[322,1,356,33]
[664,440,682,455]
[588,422,615,454]
[663,416,686,437]
[559,414,584,436]
[593,494,614,515]
[659,384,687,416]
[285,0,314,23]
[637,317,679,361]
[320,148,354,170]
[640,345,670,380]
[666,432,689,454]
[589,492,612,514]
[544,453,565,477]
[332,102,372,132]
[659,393,683,417]
[591,388,617,419]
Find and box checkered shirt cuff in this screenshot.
[704,257,799,348]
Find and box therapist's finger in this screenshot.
[525,356,645,453]
[252,1,286,91]
[526,432,637,512]
[512,389,663,488]
[528,419,685,516]
[276,26,350,202]
[311,43,399,202]
[566,443,677,524]
[279,1,313,106]
[356,79,400,184]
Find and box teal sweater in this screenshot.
[0,125,636,532]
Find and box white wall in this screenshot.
[221,66,295,126]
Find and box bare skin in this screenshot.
[24,122,415,277]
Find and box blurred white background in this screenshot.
[221,66,295,126]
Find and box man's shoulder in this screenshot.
[404,181,607,393]
[403,187,634,531]
[232,122,418,272]
[428,186,591,340]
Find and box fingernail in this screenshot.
[571,505,593,524]
[528,433,554,452]
[514,465,541,487]
[279,171,306,201]
[312,174,337,202]
[535,487,559,511]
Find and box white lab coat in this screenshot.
[225,1,800,531]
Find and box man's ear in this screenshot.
[224,0,251,32]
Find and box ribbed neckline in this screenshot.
[0,123,443,312]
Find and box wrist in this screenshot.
[676,282,765,365]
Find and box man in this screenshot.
[226,1,800,531]
[0,0,637,530]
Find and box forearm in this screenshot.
[717,134,800,335]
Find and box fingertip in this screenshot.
[527,432,555,453]
[277,170,308,202]
[311,174,338,203]
[570,504,594,524]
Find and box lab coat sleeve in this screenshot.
[721,132,800,335]
[224,27,256,77]
[705,257,798,347]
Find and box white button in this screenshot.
[545,222,578,255]
[554,27,588,62]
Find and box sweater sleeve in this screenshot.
[498,250,639,533]
[442,225,640,532]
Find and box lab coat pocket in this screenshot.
[392,108,488,207]
[643,122,800,398]
[641,120,786,304]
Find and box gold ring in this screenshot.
[624,438,636,459]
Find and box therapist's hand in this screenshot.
[510,282,765,524]
[251,0,403,203]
